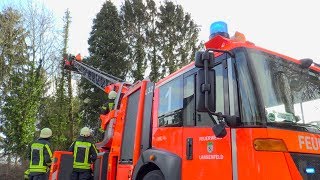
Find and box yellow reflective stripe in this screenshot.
[40,147,43,167]
[24,169,30,175]
[108,102,114,110]
[31,143,44,167]
[73,141,91,169]
[29,168,47,173]
[29,143,47,172]
[92,144,98,154]
[29,144,34,167]
[74,142,78,160]
[73,164,90,169]
[45,144,52,157]
[85,144,89,165]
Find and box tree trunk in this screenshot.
[62,10,73,140]
[67,70,73,138]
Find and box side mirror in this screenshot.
[212,123,227,138]
[195,51,215,68]
[196,69,216,112]
[194,49,237,138]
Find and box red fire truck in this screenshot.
[50,21,320,180]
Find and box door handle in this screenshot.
[186,138,193,160]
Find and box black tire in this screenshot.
[143,170,165,180]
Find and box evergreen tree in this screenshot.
[120,0,200,81]
[63,10,75,141]
[2,69,45,159]
[49,10,74,150]
[157,1,201,76]
[145,0,161,82]
[0,8,42,161]
[38,86,81,150]
[0,7,27,98]
[79,1,128,138]
[120,0,148,81]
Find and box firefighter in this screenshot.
[69,127,98,180]
[28,128,53,180]
[101,90,117,115]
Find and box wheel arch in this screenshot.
[132,149,181,180]
[135,162,160,180]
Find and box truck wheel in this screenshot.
[143,170,164,180]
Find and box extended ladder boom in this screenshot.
[73,60,124,91]
[64,54,129,91]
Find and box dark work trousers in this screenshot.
[71,171,92,180]
[29,173,48,180]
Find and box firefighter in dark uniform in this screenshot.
[27,128,53,180]
[69,127,98,180]
[101,90,117,115]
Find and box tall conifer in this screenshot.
[79,1,128,136]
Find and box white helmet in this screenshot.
[40,128,52,138]
[80,127,91,137]
[108,91,117,100]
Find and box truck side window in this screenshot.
[183,75,195,126]
[158,76,183,127]
[182,63,225,127]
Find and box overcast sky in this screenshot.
[1,0,320,63]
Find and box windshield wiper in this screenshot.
[267,121,320,134]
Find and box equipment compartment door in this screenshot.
[117,80,153,179]
[119,89,141,164]
[117,87,141,179]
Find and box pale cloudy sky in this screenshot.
[1,0,320,63]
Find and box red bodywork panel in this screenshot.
[104,83,129,94]
[100,110,116,130]
[49,151,73,180]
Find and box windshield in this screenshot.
[247,49,320,129]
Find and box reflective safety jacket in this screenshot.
[69,136,98,171]
[101,100,115,115]
[28,138,52,173]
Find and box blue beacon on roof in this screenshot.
[209,21,230,39]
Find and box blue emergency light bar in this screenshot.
[209,21,230,39]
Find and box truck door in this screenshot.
[116,85,142,179]
[116,80,154,179]
[182,56,233,179]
